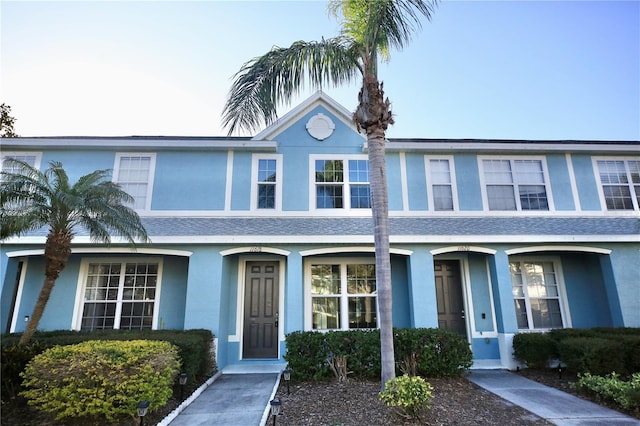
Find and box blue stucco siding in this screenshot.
[606,246,640,327]
[282,152,310,211]
[471,337,500,359]
[454,154,483,211]
[184,248,223,331]
[41,150,116,185]
[153,151,227,210]
[546,154,576,211]
[405,154,428,211]
[571,154,602,211]
[406,249,438,328]
[467,253,495,333]
[157,256,188,330]
[488,250,518,333]
[230,152,252,211]
[561,253,613,328]
[391,255,411,328]
[386,153,405,211]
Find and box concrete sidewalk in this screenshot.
[165,373,279,426]
[468,369,640,425]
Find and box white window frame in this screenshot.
[1,152,42,174]
[479,156,554,212]
[309,154,371,213]
[304,257,378,331]
[250,154,283,211]
[425,155,459,211]
[72,257,163,331]
[593,157,640,212]
[509,256,571,331]
[113,153,156,211]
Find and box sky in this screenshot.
[1,0,639,141]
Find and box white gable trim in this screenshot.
[252,91,360,141]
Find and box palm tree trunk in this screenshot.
[356,76,395,389]
[19,230,72,345]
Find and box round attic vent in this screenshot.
[306,113,335,140]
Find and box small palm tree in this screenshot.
[223,0,437,388]
[1,159,150,345]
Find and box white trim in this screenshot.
[5,247,193,258]
[225,150,234,211]
[505,245,612,255]
[113,152,157,212]
[220,247,291,257]
[484,257,499,337]
[592,156,640,212]
[4,233,639,246]
[299,246,413,256]
[234,256,286,360]
[72,257,164,331]
[250,154,283,211]
[253,91,359,141]
[566,153,582,212]
[425,155,459,212]
[303,256,378,331]
[478,155,555,212]
[508,255,572,330]
[1,151,42,171]
[384,141,640,153]
[9,258,28,333]
[399,152,409,211]
[431,246,497,255]
[309,154,372,212]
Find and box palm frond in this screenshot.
[222,37,362,135]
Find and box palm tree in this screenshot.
[222,0,437,387]
[1,159,150,345]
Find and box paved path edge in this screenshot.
[157,371,223,426]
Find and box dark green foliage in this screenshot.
[512,328,640,376]
[394,328,473,377]
[284,328,472,381]
[512,332,558,368]
[1,329,215,402]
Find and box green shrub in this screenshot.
[557,337,626,375]
[512,332,558,369]
[379,375,433,420]
[284,331,330,380]
[20,339,180,423]
[394,328,472,377]
[0,341,44,401]
[575,372,640,412]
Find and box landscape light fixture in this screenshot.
[270,397,281,426]
[136,400,150,426]
[282,368,292,395]
[179,372,188,400]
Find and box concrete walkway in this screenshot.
[162,367,640,426]
[468,369,640,425]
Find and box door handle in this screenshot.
[275,312,279,328]
[460,310,465,319]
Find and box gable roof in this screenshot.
[252,91,360,141]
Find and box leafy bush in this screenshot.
[557,337,626,376]
[575,372,640,412]
[394,328,473,377]
[20,340,180,423]
[379,375,433,420]
[284,328,471,380]
[1,328,216,402]
[512,332,558,368]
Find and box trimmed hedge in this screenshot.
[1,329,215,402]
[20,340,180,423]
[512,328,640,376]
[284,328,472,380]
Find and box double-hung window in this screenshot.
[314,157,370,209]
[595,159,640,211]
[426,157,456,211]
[114,153,156,210]
[252,155,282,210]
[79,260,160,331]
[510,259,566,330]
[309,261,377,330]
[482,158,550,211]
[2,153,40,173]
